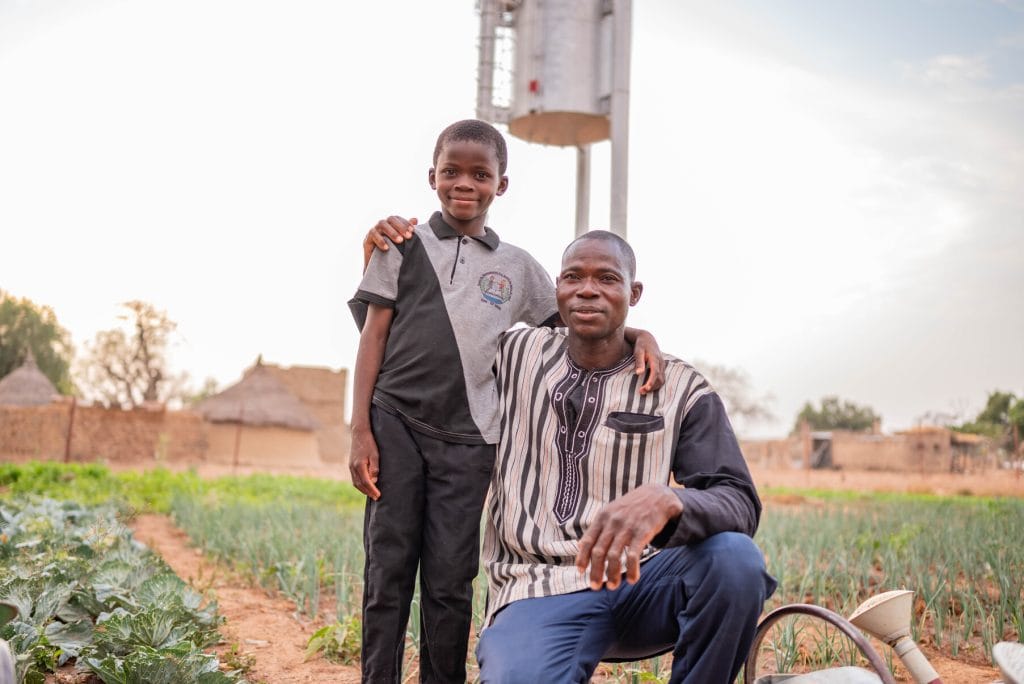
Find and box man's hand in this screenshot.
[632,330,665,395]
[363,216,417,270]
[575,483,683,590]
[349,424,382,500]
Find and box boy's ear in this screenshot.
[496,175,509,196]
[630,281,643,306]
[428,168,436,190]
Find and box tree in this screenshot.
[75,300,188,408]
[792,396,880,433]
[185,377,220,406]
[696,361,774,426]
[957,390,1024,451]
[0,289,75,394]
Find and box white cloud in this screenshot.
[902,53,991,87]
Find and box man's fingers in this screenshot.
[585,525,620,589]
[602,530,634,590]
[624,544,643,585]
[576,534,595,573]
[588,543,608,589]
[382,217,407,243]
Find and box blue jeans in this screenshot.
[476,532,777,684]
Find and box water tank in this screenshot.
[505,0,612,146]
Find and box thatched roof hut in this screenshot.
[196,361,319,430]
[0,351,59,406]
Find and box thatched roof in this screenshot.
[196,361,320,430]
[265,364,345,406]
[0,351,59,406]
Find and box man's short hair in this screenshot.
[433,120,509,175]
[563,230,636,280]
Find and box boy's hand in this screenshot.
[349,424,382,500]
[575,483,682,590]
[632,330,665,395]
[363,216,417,270]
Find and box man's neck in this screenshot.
[566,334,632,371]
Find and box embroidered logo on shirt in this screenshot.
[479,271,513,308]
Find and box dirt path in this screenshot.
[129,514,361,684]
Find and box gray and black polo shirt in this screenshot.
[349,212,557,445]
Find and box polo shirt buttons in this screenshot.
[462,238,469,244]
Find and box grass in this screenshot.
[3,461,1021,681]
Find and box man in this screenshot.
[476,231,777,684]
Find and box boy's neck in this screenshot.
[440,210,488,237]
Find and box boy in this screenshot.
[348,120,660,683]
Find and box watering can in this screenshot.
[0,601,16,684]
[994,641,1024,684]
[745,590,941,684]
[746,590,1024,683]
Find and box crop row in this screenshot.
[0,495,244,683]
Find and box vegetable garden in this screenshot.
[1,462,1020,682]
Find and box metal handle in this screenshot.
[743,603,898,684]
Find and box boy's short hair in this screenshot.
[433,119,509,175]
[564,230,637,280]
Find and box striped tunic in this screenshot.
[482,326,760,624]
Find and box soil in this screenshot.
[129,513,361,684]
[110,460,1019,682]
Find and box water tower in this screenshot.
[476,0,632,238]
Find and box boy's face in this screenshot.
[429,139,508,231]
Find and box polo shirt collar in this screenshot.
[429,211,501,250]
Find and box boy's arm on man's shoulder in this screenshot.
[623,327,665,395]
[362,216,417,271]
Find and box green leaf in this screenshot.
[44,619,93,664]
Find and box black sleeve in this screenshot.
[652,392,762,547]
[347,291,395,332]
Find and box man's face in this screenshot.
[429,139,508,226]
[556,238,642,341]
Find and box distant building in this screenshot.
[0,355,351,469]
[0,352,59,406]
[263,363,348,464]
[741,422,996,473]
[194,358,349,468]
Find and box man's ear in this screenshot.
[630,281,643,306]
[496,175,509,196]
[428,168,437,190]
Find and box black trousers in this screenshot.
[360,405,496,683]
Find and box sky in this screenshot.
[1,0,1022,438]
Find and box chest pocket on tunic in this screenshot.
[604,411,665,434]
